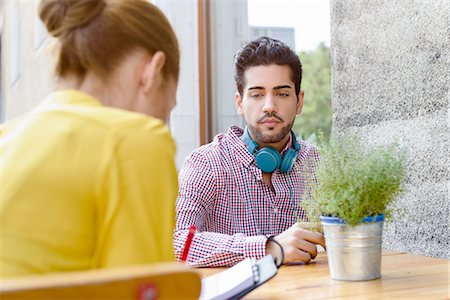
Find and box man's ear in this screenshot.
[235,92,244,115]
[296,90,304,115]
[141,51,166,93]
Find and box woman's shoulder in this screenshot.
[110,113,175,152]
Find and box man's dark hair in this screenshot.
[234,36,302,96]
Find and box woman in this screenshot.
[1,0,180,277]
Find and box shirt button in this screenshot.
[274,208,278,214]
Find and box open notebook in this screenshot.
[199,255,278,300]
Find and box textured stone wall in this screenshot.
[331,0,449,258]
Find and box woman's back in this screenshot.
[1,89,178,277]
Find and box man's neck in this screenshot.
[256,133,291,153]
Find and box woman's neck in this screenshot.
[58,73,131,110]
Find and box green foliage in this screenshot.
[303,135,407,226]
[292,42,332,143]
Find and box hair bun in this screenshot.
[39,0,106,38]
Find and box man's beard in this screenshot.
[248,116,295,144]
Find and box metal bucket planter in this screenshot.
[320,214,384,281]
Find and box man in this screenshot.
[174,36,325,267]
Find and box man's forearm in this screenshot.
[174,229,267,267]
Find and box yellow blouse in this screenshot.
[0,90,178,277]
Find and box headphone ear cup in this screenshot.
[255,147,281,173]
[279,148,297,173]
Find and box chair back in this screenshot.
[0,262,201,300]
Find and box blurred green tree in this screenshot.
[292,42,332,143]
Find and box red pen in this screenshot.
[181,225,196,262]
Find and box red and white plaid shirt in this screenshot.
[174,126,320,267]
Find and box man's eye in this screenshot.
[277,93,289,97]
[250,93,263,98]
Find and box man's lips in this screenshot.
[259,118,281,124]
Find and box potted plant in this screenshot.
[302,134,406,281]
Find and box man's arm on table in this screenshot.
[174,153,267,267]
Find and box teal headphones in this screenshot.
[243,127,300,173]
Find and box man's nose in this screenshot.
[262,95,277,113]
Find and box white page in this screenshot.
[199,258,256,300]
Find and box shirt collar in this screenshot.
[37,89,102,111]
[280,133,294,155]
[228,126,254,169]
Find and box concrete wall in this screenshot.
[331,0,449,258]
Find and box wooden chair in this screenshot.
[0,262,201,300]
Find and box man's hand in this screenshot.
[266,223,326,264]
